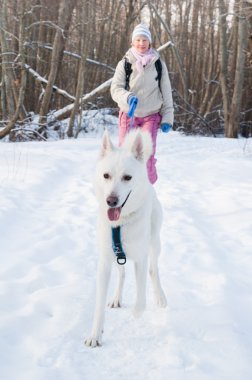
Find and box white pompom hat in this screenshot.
[131,23,152,43]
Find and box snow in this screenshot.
[0,130,252,380]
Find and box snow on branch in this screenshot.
[11,127,47,141]
[25,21,65,37]
[25,42,116,72]
[157,41,174,51]
[24,64,75,102]
[52,78,112,119]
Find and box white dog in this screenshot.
[85,129,167,347]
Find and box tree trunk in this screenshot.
[38,0,77,126]
[0,0,27,139]
[228,1,248,138]
[219,0,248,138]
[67,1,90,137]
[199,0,216,116]
[219,0,231,134]
[0,0,17,117]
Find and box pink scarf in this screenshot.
[130,47,155,73]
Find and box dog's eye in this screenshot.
[103,173,111,180]
[122,174,132,181]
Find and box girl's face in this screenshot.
[132,36,150,54]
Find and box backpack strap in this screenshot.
[155,58,162,91]
[124,56,162,92]
[124,58,132,91]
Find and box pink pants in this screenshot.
[118,111,161,184]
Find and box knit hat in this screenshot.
[132,23,152,43]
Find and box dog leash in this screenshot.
[110,104,138,266]
[111,226,126,265]
[127,98,138,130]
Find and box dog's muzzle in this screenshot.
[106,191,131,221]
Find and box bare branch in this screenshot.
[24,64,75,102]
[24,42,116,72]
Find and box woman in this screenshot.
[110,23,174,184]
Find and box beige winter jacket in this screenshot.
[110,49,174,125]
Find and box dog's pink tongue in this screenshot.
[107,207,121,221]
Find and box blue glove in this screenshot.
[161,123,172,133]
[127,96,138,117]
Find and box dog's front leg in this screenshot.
[85,259,111,347]
[108,265,125,308]
[133,258,147,318]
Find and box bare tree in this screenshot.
[148,0,188,102]
[228,1,248,138]
[0,0,17,119]
[219,0,248,138]
[38,0,77,127]
[0,0,27,139]
[67,0,91,137]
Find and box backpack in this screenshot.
[124,57,162,91]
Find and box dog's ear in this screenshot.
[131,133,144,161]
[125,131,152,162]
[100,130,114,157]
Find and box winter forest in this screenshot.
[0,0,252,142]
[1,1,252,377]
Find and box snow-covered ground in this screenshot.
[0,131,252,380]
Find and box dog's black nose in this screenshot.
[106,195,118,207]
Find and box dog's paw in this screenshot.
[108,299,121,308]
[156,290,167,308]
[85,337,102,348]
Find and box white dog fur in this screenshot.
[85,129,167,347]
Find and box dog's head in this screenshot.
[94,129,153,223]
